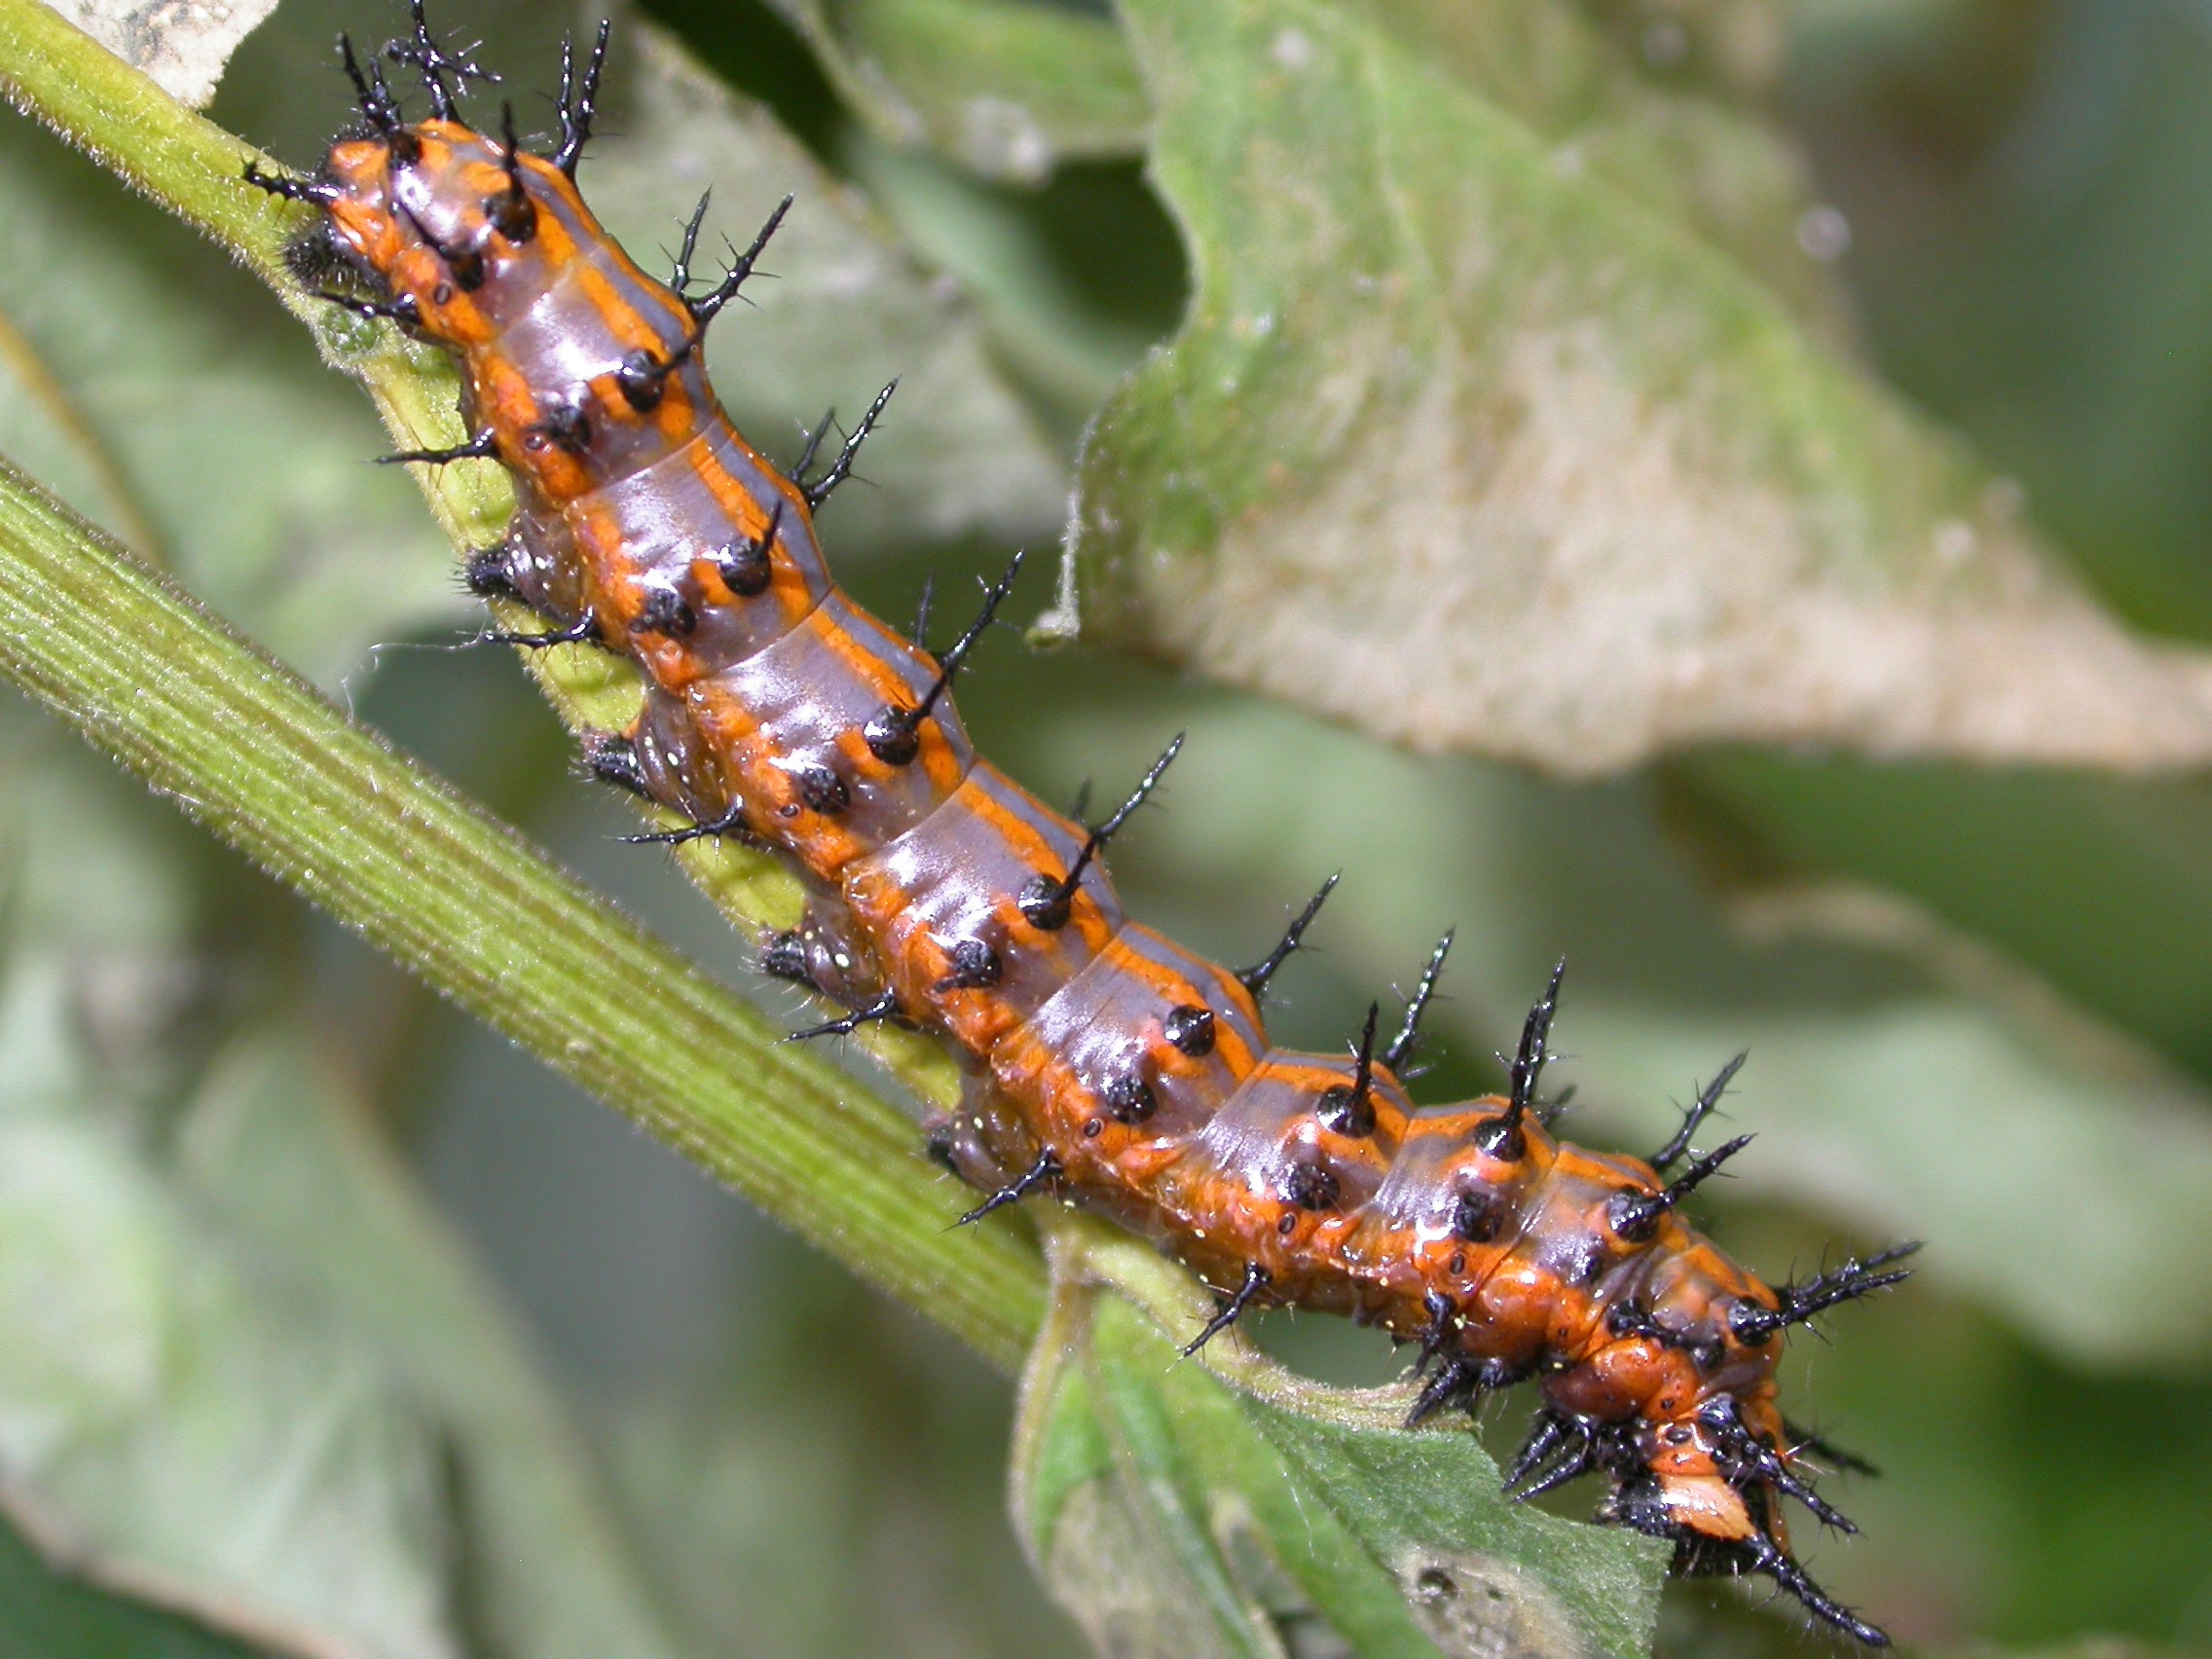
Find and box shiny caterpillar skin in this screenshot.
[249,8,1916,1644]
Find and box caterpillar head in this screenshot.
[313,120,555,348]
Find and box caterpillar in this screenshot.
[248,6,1916,1644]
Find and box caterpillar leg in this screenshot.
[758,896,913,1045]
[1501,1406,1604,1495]
[1404,1350,1532,1427]
[956,1147,1059,1226]
[1182,1262,1271,1356]
[923,1073,1038,1201]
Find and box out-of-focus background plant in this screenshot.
[4,0,2212,1654]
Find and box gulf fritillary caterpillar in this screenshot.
[248,7,1916,1643]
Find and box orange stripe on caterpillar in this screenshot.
[252,4,1916,1644]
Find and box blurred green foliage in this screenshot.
[0,1504,287,1659]
[6,0,2212,1655]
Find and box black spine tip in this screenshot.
[481,609,598,649]
[1181,1263,1271,1356]
[1384,929,1454,1072]
[310,287,422,326]
[956,1148,1058,1226]
[378,430,498,466]
[553,19,611,177]
[1405,1359,1475,1427]
[786,988,903,1043]
[789,405,835,488]
[1501,1410,1570,1486]
[1413,1288,1457,1373]
[385,0,499,120]
[1475,958,1565,1160]
[243,160,338,205]
[800,379,898,510]
[1652,1050,1749,1171]
[668,191,713,296]
[1697,1396,1862,1535]
[1730,1241,1923,1345]
[616,805,752,848]
[688,194,794,326]
[339,33,403,133]
[1237,872,1340,999]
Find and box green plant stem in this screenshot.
[0,459,1046,1372]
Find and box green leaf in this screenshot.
[1011,1220,1665,1659]
[1329,0,1854,340]
[0,974,463,1659]
[0,1496,288,1659]
[1059,0,2212,773]
[176,1036,692,1659]
[1676,753,2212,1082]
[766,0,1149,181]
[845,137,1180,438]
[0,703,682,1657]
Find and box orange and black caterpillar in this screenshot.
[249,7,1916,1643]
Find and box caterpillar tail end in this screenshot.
[1605,1473,1891,1647]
